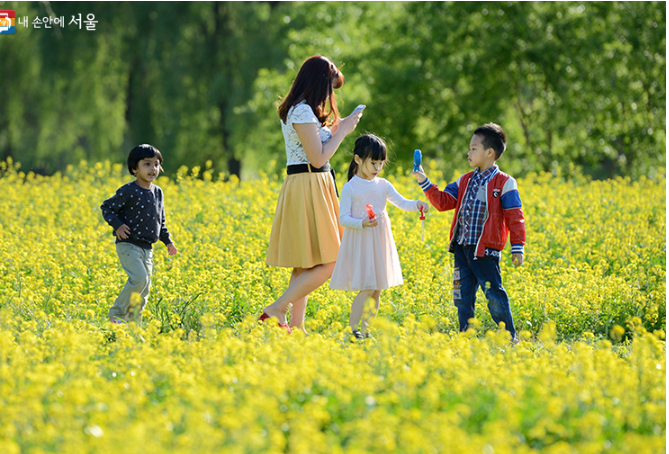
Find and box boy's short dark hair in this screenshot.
[474,123,506,159]
[127,144,163,175]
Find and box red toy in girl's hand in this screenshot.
[365,204,376,220]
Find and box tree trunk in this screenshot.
[213,3,242,179]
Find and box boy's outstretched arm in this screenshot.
[411,166,458,212]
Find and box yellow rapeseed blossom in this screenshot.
[0,160,664,452]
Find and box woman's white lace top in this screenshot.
[281,101,333,165]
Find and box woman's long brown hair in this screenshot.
[278,55,344,126]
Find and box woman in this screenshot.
[261,55,362,333]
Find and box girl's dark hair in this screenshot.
[348,134,388,181]
[127,144,163,175]
[278,55,344,126]
[474,123,506,159]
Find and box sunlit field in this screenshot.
[0,159,665,453]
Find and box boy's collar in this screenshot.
[133,180,153,190]
[475,164,498,174]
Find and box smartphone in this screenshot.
[351,104,366,115]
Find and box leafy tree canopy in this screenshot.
[0,1,664,180]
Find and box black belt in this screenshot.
[287,163,339,197]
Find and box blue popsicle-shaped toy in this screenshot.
[413,149,422,172]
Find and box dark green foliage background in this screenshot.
[0,1,665,179]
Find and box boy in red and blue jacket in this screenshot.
[412,123,525,340]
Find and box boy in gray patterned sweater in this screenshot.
[101,144,177,323]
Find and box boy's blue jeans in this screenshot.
[452,243,516,339]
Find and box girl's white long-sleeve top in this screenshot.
[339,176,419,229]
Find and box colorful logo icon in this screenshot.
[0,10,15,34]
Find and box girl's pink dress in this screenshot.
[329,176,419,291]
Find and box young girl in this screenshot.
[329,134,429,339]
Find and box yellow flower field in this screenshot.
[0,159,665,453]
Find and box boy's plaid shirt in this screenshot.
[456,165,499,246]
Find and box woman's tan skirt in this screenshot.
[266,171,343,269]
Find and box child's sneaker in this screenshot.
[351,329,365,340]
[110,317,126,325]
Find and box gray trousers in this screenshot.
[109,243,153,323]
